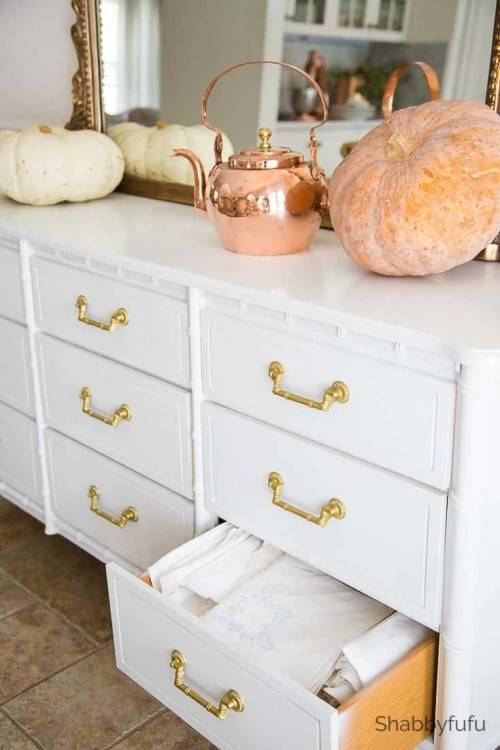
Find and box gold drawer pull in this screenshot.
[76,295,128,331]
[268,361,349,412]
[170,650,244,720]
[268,472,346,527]
[88,485,138,528]
[80,386,132,427]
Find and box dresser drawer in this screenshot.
[0,402,41,503]
[201,310,455,489]
[203,404,446,629]
[107,524,437,750]
[47,430,194,569]
[32,257,190,386]
[0,317,34,414]
[38,335,193,496]
[0,241,24,322]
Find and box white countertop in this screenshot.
[1,193,499,364]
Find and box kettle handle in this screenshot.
[200,60,328,178]
[382,61,441,119]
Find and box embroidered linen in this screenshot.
[149,524,425,702]
[202,554,392,693]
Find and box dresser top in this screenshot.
[1,193,499,365]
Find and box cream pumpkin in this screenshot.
[329,100,500,276]
[0,125,124,206]
[107,122,232,185]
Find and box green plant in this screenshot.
[355,61,392,108]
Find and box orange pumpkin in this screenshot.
[329,100,500,276]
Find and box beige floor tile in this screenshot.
[0,497,43,554]
[5,644,163,750]
[0,569,33,620]
[114,711,217,749]
[0,711,38,749]
[0,532,112,643]
[0,602,94,703]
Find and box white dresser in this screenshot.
[0,194,499,750]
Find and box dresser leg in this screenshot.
[435,362,500,750]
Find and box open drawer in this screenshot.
[107,525,437,750]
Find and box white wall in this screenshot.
[443,0,497,101]
[406,0,458,43]
[159,0,284,150]
[0,0,76,129]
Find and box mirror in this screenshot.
[69,0,500,210]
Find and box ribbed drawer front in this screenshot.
[0,401,41,503]
[201,309,455,489]
[32,256,190,385]
[203,403,447,629]
[47,430,194,569]
[0,316,34,414]
[37,335,193,496]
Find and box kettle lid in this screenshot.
[228,128,305,169]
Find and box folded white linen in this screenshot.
[321,612,432,706]
[149,524,425,702]
[202,554,392,694]
[149,526,249,593]
[148,524,283,611]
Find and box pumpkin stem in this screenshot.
[156,121,167,129]
[38,125,53,134]
[385,132,418,161]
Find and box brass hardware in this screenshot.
[268,472,346,527]
[88,485,138,527]
[268,361,349,412]
[170,650,244,720]
[75,295,129,331]
[258,127,272,149]
[80,387,132,427]
[477,232,500,261]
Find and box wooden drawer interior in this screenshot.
[338,636,437,749]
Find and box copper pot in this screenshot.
[174,60,328,256]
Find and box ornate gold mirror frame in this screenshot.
[66,0,104,132]
[67,0,500,247]
[66,0,195,209]
[480,1,500,260]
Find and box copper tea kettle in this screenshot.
[174,60,328,256]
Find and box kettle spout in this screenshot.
[173,149,207,211]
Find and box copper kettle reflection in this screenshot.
[174,60,329,256]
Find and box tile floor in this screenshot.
[0,496,215,750]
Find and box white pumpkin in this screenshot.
[0,125,124,206]
[108,122,232,185]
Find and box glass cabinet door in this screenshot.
[285,0,409,34]
[285,0,327,24]
[337,0,367,27]
[334,0,408,31]
[377,0,408,31]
